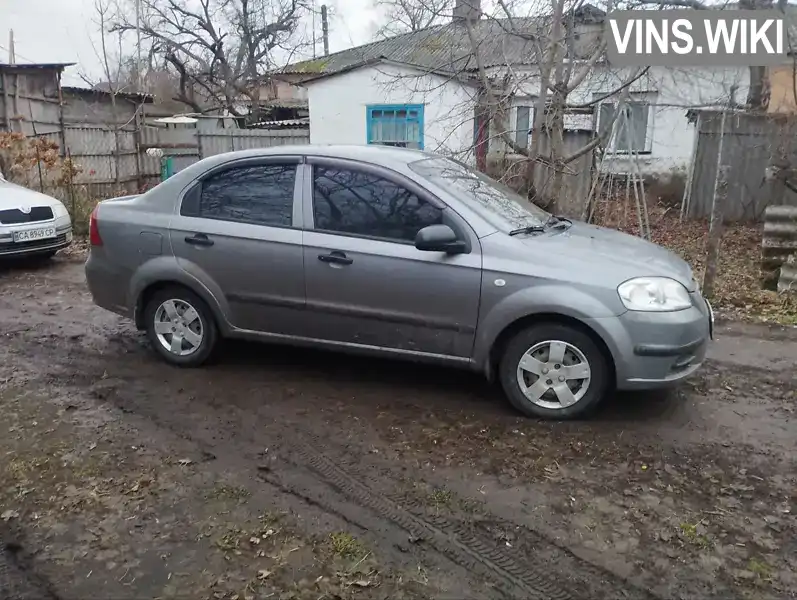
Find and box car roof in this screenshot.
[197,144,435,170]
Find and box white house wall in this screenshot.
[305,63,478,160]
[589,65,749,176]
[493,64,749,176]
[304,60,749,177]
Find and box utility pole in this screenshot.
[702,98,733,299]
[136,0,143,91]
[8,29,15,64]
[321,5,329,56]
[311,0,316,59]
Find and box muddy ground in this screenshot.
[0,253,795,600]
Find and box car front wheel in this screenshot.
[144,287,217,367]
[499,323,610,420]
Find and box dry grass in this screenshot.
[593,198,797,325]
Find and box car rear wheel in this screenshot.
[499,323,610,420]
[144,287,217,367]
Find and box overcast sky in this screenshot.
[3,0,382,86]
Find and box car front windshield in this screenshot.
[408,156,549,231]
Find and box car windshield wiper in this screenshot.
[509,215,573,236]
[508,224,547,236]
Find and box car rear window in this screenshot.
[187,164,297,227]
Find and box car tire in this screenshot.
[498,323,610,420]
[144,286,218,367]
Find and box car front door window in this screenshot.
[312,167,442,242]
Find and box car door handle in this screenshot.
[318,251,353,266]
[184,234,214,247]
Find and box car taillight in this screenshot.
[89,206,103,246]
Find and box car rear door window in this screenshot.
[312,166,442,242]
[197,164,296,227]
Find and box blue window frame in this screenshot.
[366,104,424,150]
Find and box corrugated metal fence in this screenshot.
[685,111,797,221]
[761,205,797,289]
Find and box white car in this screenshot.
[0,171,73,259]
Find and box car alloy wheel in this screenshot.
[516,340,591,409]
[153,298,204,357]
[499,323,609,420]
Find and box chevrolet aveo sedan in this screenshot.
[0,172,73,259]
[85,145,713,420]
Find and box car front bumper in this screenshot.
[0,225,73,257]
[587,293,713,391]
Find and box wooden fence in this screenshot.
[684,110,797,221]
[32,124,310,196]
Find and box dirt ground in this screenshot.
[0,253,795,600]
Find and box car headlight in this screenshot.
[617,277,692,312]
[51,202,69,219]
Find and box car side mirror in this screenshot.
[415,224,466,254]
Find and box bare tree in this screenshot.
[372,0,452,38]
[81,0,136,186]
[456,0,648,209]
[115,0,312,121]
[634,0,777,111]
[371,0,753,212]
[113,53,197,114]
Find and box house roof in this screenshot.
[280,4,605,80]
[0,62,75,71]
[281,20,538,78]
[61,86,155,104]
[294,57,481,87]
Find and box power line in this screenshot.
[0,42,38,65]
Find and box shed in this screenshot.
[0,62,74,136]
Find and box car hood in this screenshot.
[522,221,695,290]
[0,180,63,210]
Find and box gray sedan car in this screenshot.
[85,145,713,419]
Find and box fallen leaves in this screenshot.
[1,509,19,521]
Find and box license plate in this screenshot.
[13,227,56,243]
[706,299,714,340]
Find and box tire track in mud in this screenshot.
[289,435,572,600]
[289,431,656,600]
[119,387,572,599]
[100,377,645,600]
[2,335,652,600]
[306,440,657,600]
[69,375,541,598]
